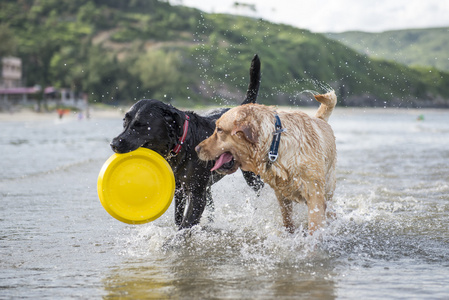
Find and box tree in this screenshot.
[81,45,122,103]
[0,24,17,56]
[129,49,181,100]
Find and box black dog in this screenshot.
[110,55,263,229]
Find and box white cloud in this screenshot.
[179,0,449,32]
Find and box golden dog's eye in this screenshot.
[216,127,223,133]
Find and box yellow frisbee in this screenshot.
[97,148,175,224]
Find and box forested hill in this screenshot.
[326,27,449,73]
[1,0,449,108]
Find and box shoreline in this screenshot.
[1,105,447,122]
[0,107,124,122]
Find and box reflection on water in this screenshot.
[104,246,337,299]
[1,108,449,299]
[104,263,175,299]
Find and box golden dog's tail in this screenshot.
[314,90,337,122]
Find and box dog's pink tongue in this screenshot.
[211,153,233,171]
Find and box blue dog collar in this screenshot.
[268,114,285,162]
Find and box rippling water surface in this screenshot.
[1,108,448,299]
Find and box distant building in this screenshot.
[1,56,22,88]
[0,56,87,112]
[0,56,38,110]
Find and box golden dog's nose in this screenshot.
[195,145,201,153]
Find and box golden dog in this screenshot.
[195,91,337,235]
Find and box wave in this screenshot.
[0,158,102,182]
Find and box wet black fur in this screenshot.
[110,55,263,229]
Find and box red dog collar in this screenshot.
[170,115,190,157]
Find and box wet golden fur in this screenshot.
[196,91,337,234]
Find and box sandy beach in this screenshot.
[1,104,443,123]
[0,106,124,122]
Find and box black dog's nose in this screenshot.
[110,142,118,153]
[110,138,121,153]
[195,145,201,153]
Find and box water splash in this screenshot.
[267,78,335,106]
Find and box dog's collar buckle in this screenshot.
[268,114,284,163]
[268,152,278,162]
[169,115,190,158]
[272,128,286,135]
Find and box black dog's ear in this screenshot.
[163,107,185,136]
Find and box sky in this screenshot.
[178,0,449,33]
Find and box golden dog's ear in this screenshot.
[231,122,258,144]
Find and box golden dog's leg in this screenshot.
[325,201,336,220]
[275,191,295,234]
[306,187,326,235]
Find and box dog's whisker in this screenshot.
[195,157,210,168]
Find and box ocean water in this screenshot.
[1,108,448,299]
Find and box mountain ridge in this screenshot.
[1,0,448,108]
[326,27,449,72]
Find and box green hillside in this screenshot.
[326,27,449,73]
[1,0,449,108]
